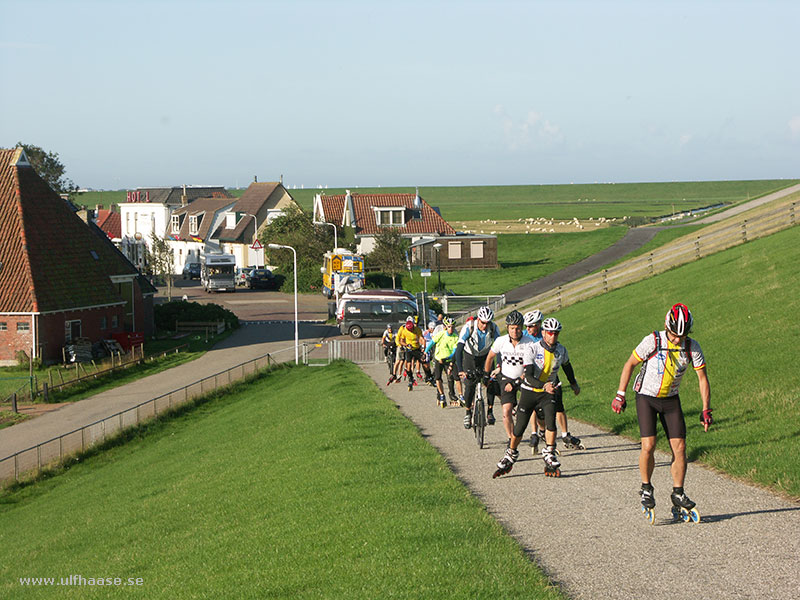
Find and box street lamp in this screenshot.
[314,221,338,250]
[432,242,442,292]
[268,243,299,365]
[245,213,262,267]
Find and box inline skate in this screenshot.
[543,445,561,477]
[640,484,656,525]
[493,447,519,478]
[560,432,585,450]
[670,489,700,523]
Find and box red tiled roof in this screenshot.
[0,148,139,313]
[318,193,456,236]
[96,209,121,240]
[216,182,295,243]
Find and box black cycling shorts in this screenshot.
[499,376,520,406]
[635,393,686,439]
[515,389,557,437]
[535,385,564,418]
[433,360,451,383]
[405,347,423,363]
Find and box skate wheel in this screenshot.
[689,508,700,523]
[671,506,682,521]
[578,444,586,450]
[642,506,655,525]
[554,469,561,477]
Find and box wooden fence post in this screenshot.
[741,220,748,243]
[556,286,562,311]
[790,202,796,226]
[648,253,654,276]
[602,270,608,293]
[695,236,701,259]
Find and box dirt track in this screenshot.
[361,363,800,600]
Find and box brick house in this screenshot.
[0,148,155,365]
[312,190,498,270]
[165,196,237,273]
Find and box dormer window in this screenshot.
[226,212,237,228]
[171,214,180,234]
[189,215,199,235]
[375,207,405,226]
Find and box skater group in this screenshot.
[381,301,712,521]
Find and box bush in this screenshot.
[278,265,325,294]
[154,301,239,332]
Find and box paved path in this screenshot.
[361,363,799,600]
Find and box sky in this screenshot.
[1,0,798,190]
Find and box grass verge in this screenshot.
[0,362,565,600]
[549,225,800,499]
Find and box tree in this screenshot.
[16,142,78,196]
[368,228,409,288]
[147,232,175,300]
[261,203,334,271]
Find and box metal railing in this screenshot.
[436,295,506,321]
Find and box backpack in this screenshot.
[465,317,497,356]
[633,331,693,393]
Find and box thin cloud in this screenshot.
[789,116,800,140]
[494,105,563,150]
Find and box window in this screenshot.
[171,214,180,234]
[470,241,484,259]
[375,208,405,226]
[64,320,80,341]
[101,316,108,330]
[17,322,31,332]
[372,303,393,316]
[448,241,462,260]
[0,322,6,331]
[111,315,119,328]
[189,215,199,235]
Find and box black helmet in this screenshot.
[505,310,523,327]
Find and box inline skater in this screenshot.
[422,322,438,385]
[524,310,583,453]
[455,306,500,429]
[425,317,459,407]
[494,318,579,478]
[396,316,429,392]
[613,303,711,523]
[484,310,534,439]
[382,324,399,383]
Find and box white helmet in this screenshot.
[541,317,562,332]
[477,306,494,322]
[428,321,436,330]
[524,310,543,326]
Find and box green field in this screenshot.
[75,179,798,223]
[548,225,800,498]
[0,365,564,600]
[285,179,797,221]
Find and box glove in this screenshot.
[612,392,627,414]
[700,408,713,427]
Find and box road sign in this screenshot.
[420,269,432,277]
[251,240,263,251]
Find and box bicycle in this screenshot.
[383,344,396,376]
[465,370,487,449]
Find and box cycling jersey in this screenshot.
[521,340,570,391]
[458,320,500,356]
[632,331,705,398]
[381,330,396,346]
[490,332,535,379]
[396,325,424,349]
[428,329,459,362]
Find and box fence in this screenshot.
[0,344,300,488]
[438,295,506,321]
[511,200,797,316]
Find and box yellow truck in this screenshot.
[321,249,365,298]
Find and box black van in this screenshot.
[338,299,420,338]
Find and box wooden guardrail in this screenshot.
[510,199,797,316]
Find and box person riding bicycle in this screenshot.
[455,306,500,429]
[494,317,580,477]
[613,303,711,518]
[484,310,534,437]
[396,316,429,391]
[382,324,399,382]
[425,317,460,407]
[524,309,583,453]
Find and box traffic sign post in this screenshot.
[420,268,431,293]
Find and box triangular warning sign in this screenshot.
[251,239,263,251]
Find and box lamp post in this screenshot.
[245,213,262,267]
[432,242,442,293]
[268,243,299,365]
[314,221,338,250]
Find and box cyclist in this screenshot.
[613,303,711,518]
[421,321,438,385]
[397,316,429,392]
[425,317,460,407]
[382,324,398,382]
[523,310,583,452]
[494,318,580,478]
[484,310,534,438]
[455,306,501,429]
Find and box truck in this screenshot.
[321,248,365,299]
[201,253,236,293]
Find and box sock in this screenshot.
[642,482,654,491]
[673,487,684,496]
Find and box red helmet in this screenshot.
[666,303,693,336]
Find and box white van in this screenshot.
[200,253,236,292]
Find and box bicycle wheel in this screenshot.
[473,397,485,449]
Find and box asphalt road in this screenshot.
[360,363,800,600]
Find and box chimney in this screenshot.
[96,204,104,212]
[254,175,258,183]
[181,184,188,207]
[413,187,421,209]
[280,174,283,184]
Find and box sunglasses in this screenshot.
[543,330,560,335]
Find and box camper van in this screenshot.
[321,249,365,299]
[201,253,236,293]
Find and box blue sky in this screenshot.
[1,0,798,190]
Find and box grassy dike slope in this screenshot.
[551,225,800,498]
[0,365,564,600]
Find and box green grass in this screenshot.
[597,224,707,271]
[287,179,798,221]
[400,228,627,296]
[0,363,564,600]
[548,225,800,498]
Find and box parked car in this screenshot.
[337,298,429,339]
[182,262,201,280]
[236,267,253,286]
[247,268,276,290]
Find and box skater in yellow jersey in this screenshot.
[613,303,712,524]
